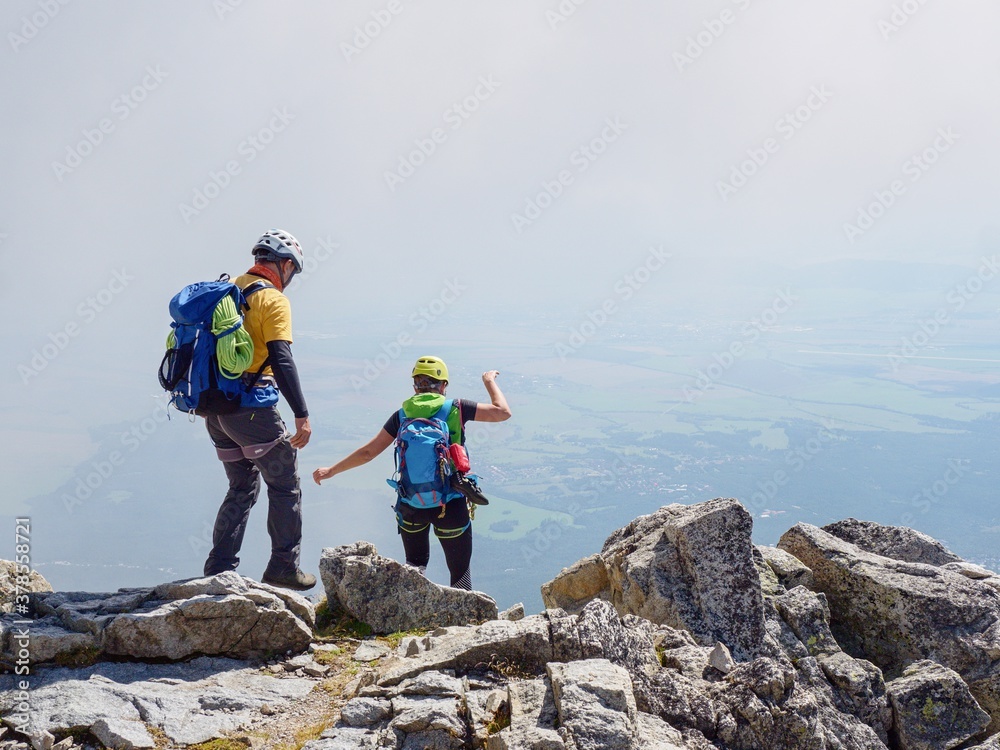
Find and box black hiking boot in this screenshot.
[262,568,317,591]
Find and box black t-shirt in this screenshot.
[382,399,479,444]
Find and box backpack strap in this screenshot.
[434,399,454,420]
[241,279,275,307]
[238,279,276,390]
[434,400,454,439]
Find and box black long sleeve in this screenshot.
[266,340,309,419]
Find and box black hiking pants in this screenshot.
[203,406,302,578]
[395,498,473,590]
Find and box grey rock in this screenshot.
[0,657,314,745]
[779,522,1000,726]
[753,546,785,598]
[1,615,98,667]
[508,678,559,728]
[539,554,609,612]
[757,545,815,591]
[616,647,721,739]
[773,586,841,657]
[499,603,525,621]
[487,678,565,750]
[389,696,465,748]
[968,733,1000,749]
[548,609,580,664]
[0,561,52,614]
[152,572,316,629]
[541,499,767,661]
[396,671,464,698]
[486,729,564,749]
[401,731,461,750]
[822,518,962,566]
[713,657,889,750]
[90,718,155,749]
[398,636,429,658]
[102,592,312,660]
[283,654,315,671]
[635,712,689,750]
[547,659,639,750]
[342,669,379,700]
[637,619,891,750]
[659,642,715,681]
[708,643,735,675]
[942,561,999,580]
[28,731,53,750]
[3,573,313,665]
[380,616,553,686]
[652,625,700,651]
[887,660,991,750]
[320,542,498,634]
[380,600,657,688]
[466,687,507,748]
[764,601,811,662]
[353,642,391,663]
[50,739,72,750]
[304,728,395,750]
[576,601,661,678]
[339,698,392,728]
[815,650,892,739]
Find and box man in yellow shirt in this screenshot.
[203,229,315,590]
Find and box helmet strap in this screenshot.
[281,260,298,288]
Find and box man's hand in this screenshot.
[482,370,500,384]
[313,466,334,485]
[290,417,311,450]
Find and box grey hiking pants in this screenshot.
[203,406,302,577]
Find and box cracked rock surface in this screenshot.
[0,572,314,666]
[0,657,315,746]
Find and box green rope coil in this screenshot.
[212,294,254,379]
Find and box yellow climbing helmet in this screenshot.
[412,355,449,382]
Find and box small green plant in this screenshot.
[311,648,343,667]
[484,702,511,736]
[314,678,341,694]
[314,598,372,640]
[146,724,171,749]
[274,719,332,750]
[382,628,429,649]
[188,738,250,750]
[52,645,102,668]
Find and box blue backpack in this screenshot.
[158,275,273,415]
[388,399,459,508]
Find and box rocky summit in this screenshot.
[319,541,499,634]
[2,498,1000,750]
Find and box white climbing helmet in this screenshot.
[252,229,304,274]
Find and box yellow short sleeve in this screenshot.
[234,275,293,375]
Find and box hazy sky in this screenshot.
[3,0,999,525]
